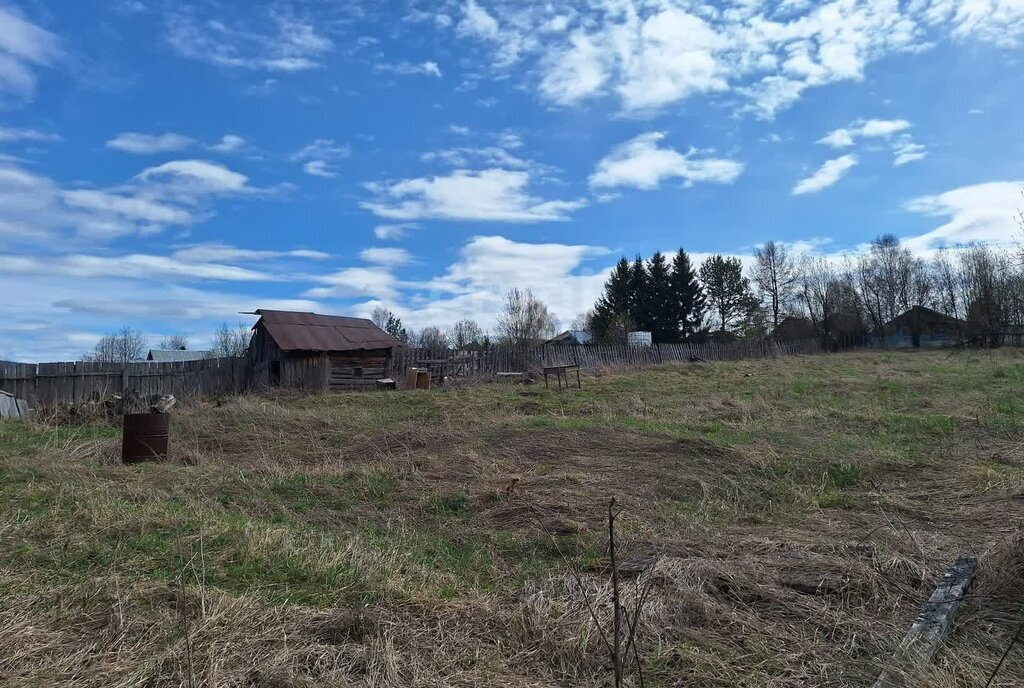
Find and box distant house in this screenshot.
[546,330,592,346]
[883,306,967,348]
[147,349,212,362]
[247,309,401,390]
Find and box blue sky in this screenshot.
[1,0,1023,361]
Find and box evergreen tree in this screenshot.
[627,254,651,331]
[700,255,755,333]
[646,251,676,342]
[589,258,634,342]
[670,249,705,340]
[384,314,408,342]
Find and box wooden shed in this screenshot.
[247,309,401,391]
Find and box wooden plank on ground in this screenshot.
[873,556,978,688]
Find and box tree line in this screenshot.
[83,323,253,363]
[369,287,559,349]
[79,225,1024,360]
[585,234,1024,347]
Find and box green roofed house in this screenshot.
[146,349,212,362]
[545,330,592,346]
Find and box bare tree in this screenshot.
[569,312,590,331]
[751,241,797,331]
[960,243,1010,346]
[448,319,484,349]
[797,256,841,345]
[496,288,559,345]
[87,326,148,363]
[369,306,391,329]
[210,323,251,357]
[416,326,450,350]
[158,333,190,350]
[369,306,408,341]
[852,234,932,343]
[931,248,963,320]
[1017,188,1024,235]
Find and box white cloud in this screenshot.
[458,0,499,41]
[0,126,59,143]
[919,0,1024,48]
[446,1,1024,117]
[738,77,809,120]
[211,134,246,153]
[589,132,744,190]
[818,118,911,148]
[0,164,75,243]
[792,155,858,195]
[816,118,927,168]
[456,0,531,67]
[302,160,337,178]
[0,7,59,103]
[538,31,610,105]
[293,139,351,162]
[62,189,192,226]
[0,157,261,244]
[360,247,415,266]
[306,266,399,300]
[382,235,611,333]
[171,242,329,263]
[615,9,728,112]
[363,168,585,222]
[292,138,350,178]
[421,145,529,170]
[136,159,249,193]
[376,60,443,77]
[165,9,333,72]
[373,223,417,240]
[106,132,195,154]
[0,253,273,283]
[902,180,1024,253]
[421,131,533,171]
[893,140,928,166]
[0,272,322,362]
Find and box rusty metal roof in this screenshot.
[254,309,400,353]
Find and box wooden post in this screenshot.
[873,556,978,688]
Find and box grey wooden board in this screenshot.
[0,391,30,419]
[874,556,978,688]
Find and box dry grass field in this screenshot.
[2,349,1024,687]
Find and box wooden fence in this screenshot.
[0,338,823,406]
[387,337,823,383]
[0,357,249,407]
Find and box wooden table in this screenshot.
[543,364,581,390]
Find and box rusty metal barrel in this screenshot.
[122,413,170,464]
